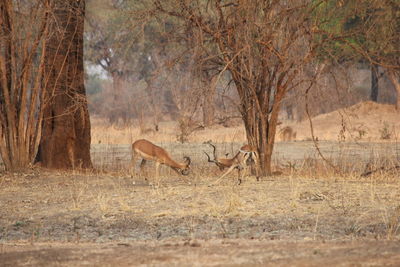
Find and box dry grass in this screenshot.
[287,101,400,142]
[1,145,400,265]
[1,166,399,243]
[91,101,400,145]
[91,118,247,145]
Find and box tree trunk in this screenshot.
[370,64,379,102]
[0,0,49,171]
[242,105,274,177]
[387,70,400,110]
[109,71,125,124]
[202,76,216,127]
[38,0,92,169]
[202,94,215,127]
[235,79,285,177]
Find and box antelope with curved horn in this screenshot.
[203,141,258,185]
[131,139,191,180]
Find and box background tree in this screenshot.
[352,0,400,109]
[85,0,141,124]
[37,0,92,169]
[85,0,224,131]
[316,0,400,106]
[0,0,50,170]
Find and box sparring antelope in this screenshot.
[131,139,191,180]
[204,141,258,185]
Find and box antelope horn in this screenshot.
[203,151,216,163]
[207,142,218,160]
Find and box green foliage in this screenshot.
[311,0,400,65]
[85,73,106,95]
[85,0,190,81]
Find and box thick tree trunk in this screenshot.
[242,107,273,177]
[370,64,379,102]
[38,0,92,169]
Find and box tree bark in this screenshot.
[0,0,49,171]
[38,0,92,169]
[234,78,286,177]
[387,70,400,111]
[202,76,216,127]
[202,94,215,127]
[370,64,379,102]
[109,70,125,124]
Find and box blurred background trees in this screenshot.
[84,0,399,125]
[85,0,237,131]
[313,0,399,106]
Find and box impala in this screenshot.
[204,141,258,185]
[131,139,191,179]
[278,126,296,141]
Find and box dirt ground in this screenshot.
[2,239,400,266]
[1,168,400,266]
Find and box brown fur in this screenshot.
[204,142,258,184]
[131,139,191,178]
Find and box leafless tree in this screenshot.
[153,0,326,175]
[0,0,50,170]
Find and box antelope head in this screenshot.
[179,156,191,175]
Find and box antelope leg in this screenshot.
[210,165,237,185]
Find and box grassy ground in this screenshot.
[1,165,400,265]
